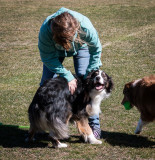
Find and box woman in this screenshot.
[38,7,102,139]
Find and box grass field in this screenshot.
[0,0,155,159]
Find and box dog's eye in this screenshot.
[101,72,106,77]
[95,71,99,75]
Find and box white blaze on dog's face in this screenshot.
[93,70,107,92]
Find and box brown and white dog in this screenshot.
[26,70,113,148]
[121,75,155,134]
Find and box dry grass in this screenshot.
[0,0,155,159]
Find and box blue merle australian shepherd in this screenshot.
[26,70,113,148]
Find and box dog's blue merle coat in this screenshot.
[28,70,113,147]
[28,76,89,139]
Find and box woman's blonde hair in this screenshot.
[51,12,85,50]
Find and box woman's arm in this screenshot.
[80,17,102,76]
[38,26,75,82]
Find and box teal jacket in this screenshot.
[38,7,102,82]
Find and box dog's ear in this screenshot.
[123,83,131,95]
[106,75,114,92]
[84,70,97,84]
[123,82,135,105]
[86,70,100,79]
[86,70,97,79]
[126,84,130,89]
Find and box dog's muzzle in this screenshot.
[94,76,104,91]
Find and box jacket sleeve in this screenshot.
[38,28,75,82]
[81,18,102,76]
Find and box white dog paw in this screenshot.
[135,119,149,135]
[135,129,141,134]
[88,133,102,144]
[90,139,102,144]
[58,142,68,148]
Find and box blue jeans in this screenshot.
[40,47,100,129]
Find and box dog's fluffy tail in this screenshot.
[49,117,69,140]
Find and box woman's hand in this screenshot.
[68,78,77,94]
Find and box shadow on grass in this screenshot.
[0,125,82,148]
[0,125,154,148]
[0,125,48,148]
[101,130,155,148]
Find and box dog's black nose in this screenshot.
[96,76,100,81]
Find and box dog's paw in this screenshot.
[57,142,68,148]
[135,129,141,134]
[90,139,102,144]
[87,133,102,144]
[135,119,143,134]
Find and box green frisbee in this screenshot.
[123,101,132,110]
